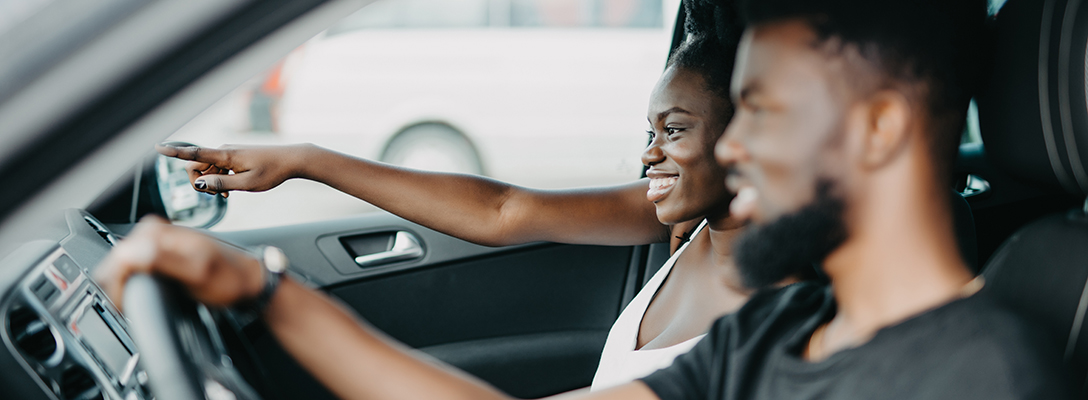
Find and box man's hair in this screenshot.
[739,0,988,183]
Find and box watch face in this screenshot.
[263,246,289,274]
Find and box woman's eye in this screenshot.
[646,129,656,140]
[666,127,683,135]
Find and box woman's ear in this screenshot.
[861,90,912,169]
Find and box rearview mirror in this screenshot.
[154,152,226,228]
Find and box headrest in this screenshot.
[977,0,1088,196]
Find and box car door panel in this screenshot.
[327,242,628,346]
[215,212,639,397]
[420,330,606,398]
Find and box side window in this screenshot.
[325,0,663,32]
[961,0,1008,145]
[510,0,663,27]
[962,100,982,145]
[327,0,490,32]
[168,0,674,231]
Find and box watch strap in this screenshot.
[235,246,287,319]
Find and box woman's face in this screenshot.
[642,66,734,225]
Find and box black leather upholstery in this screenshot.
[978,0,1088,195]
[978,0,1088,392]
[982,211,1088,388]
[951,190,979,273]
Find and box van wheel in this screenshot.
[380,124,484,175]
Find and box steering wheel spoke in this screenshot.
[123,275,262,400]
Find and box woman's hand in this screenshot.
[94,216,266,311]
[156,143,314,196]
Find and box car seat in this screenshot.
[976,0,1088,393]
[952,190,979,273]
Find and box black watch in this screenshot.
[236,245,289,318]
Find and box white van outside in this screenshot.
[170,0,680,231]
[276,0,677,188]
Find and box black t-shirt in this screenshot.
[640,283,1073,400]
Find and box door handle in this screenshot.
[959,174,990,198]
[354,231,424,267]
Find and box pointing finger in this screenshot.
[160,145,228,165]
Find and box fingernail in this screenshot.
[195,180,207,190]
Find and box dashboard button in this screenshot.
[31,276,59,304]
[54,255,80,281]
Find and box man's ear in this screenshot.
[861,90,912,169]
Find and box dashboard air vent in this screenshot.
[7,306,60,364]
[59,364,102,400]
[83,216,117,247]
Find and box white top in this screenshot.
[589,220,709,391]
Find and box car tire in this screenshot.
[380,123,484,175]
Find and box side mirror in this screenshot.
[154,152,226,228]
[87,143,227,230]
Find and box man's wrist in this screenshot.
[236,246,288,318]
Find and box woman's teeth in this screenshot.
[649,176,678,190]
[647,176,678,202]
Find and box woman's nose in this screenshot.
[642,138,665,166]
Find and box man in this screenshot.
[96,0,1072,398]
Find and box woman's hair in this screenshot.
[666,34,734,104]
[667,0,743,106]
[684,0,743,50]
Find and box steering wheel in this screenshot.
[123,274,263,400]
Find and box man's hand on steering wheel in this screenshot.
[94,215,266,311]
[156,143,311,198]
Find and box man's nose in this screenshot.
[715,125,748,168]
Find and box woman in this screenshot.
[158,9,768,391]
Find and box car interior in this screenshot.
[976,0,1088,391]
[2,0,1088,399]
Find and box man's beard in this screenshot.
[733,180,848,288]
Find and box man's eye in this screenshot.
[666,127,683,135]
[739,101,761,114]
[646,129,656,140]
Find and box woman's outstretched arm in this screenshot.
[159,143,670,246]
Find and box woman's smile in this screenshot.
[641,66,733,224]
[646,170,679,203]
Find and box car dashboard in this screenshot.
[0,210,148,400]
